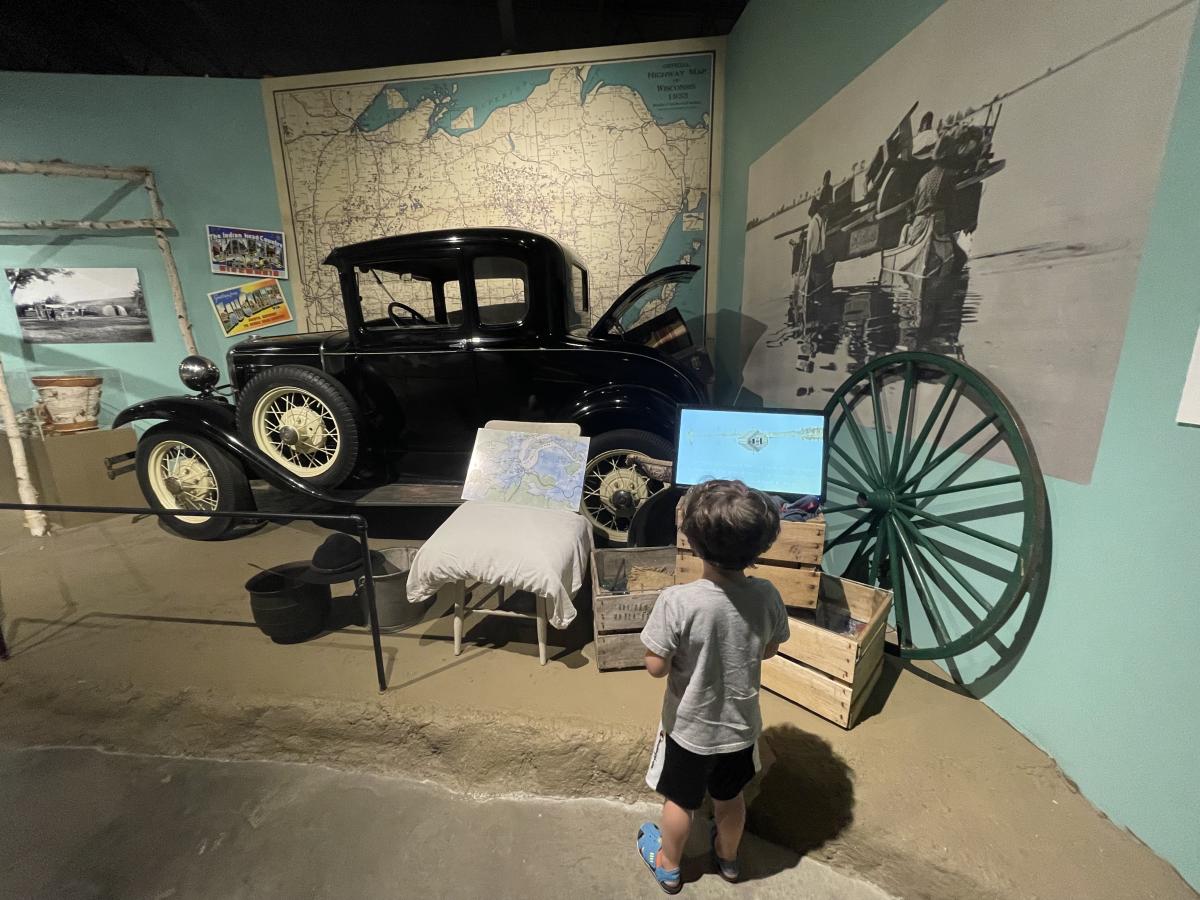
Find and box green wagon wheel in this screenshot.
[821,351,1047,660]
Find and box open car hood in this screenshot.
[589,264,700,338]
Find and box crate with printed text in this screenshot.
[589,546,676,671]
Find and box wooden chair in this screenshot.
[449,420,583,665]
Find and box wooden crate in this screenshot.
[760,573,892,729]
[675,509,825,608]
[590,546,675,671]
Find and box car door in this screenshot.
[345,250,480,479]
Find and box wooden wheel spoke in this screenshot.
[827,476,859,494]
[903,413,998,492]
[896,501,1020,555]
[896,372,958,486]
[885,518,907,642]
[895,515,995,616]
[912,432,1006,509]
[822,502,863,514]
[869,371,891,476]
[836,397,885,485]
[902,473,1020,504]
[829,441,877,490]
[892,518,952,649]
[889,361,914,482]
[826,510,878,550]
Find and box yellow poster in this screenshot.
[207,278,293,338]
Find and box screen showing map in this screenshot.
[462,429,591,512]
[675,408,826,497]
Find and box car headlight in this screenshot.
[179,355,220,393]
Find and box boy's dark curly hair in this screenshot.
[679,479,780,571]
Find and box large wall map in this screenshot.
[266,48,716,333]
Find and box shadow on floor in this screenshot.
[748,724,856,859]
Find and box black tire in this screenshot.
[583,428,674,545]
[236,364,360,488]
[136,424,254,541]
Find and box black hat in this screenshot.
[293,533,388,585]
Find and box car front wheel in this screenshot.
[136,425,254,540]
[581,429,673,544]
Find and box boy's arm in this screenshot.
[644,651,670,678]
[640,587,678,677]
[763,642,781,660]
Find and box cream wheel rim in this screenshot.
[146,440,220,524]
[581,449,667,543]
[251,386,341,477]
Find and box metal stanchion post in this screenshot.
[355,516,387,693]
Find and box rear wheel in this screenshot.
[136,425,253,540]
[581,429,673,544]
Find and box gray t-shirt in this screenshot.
[641,576,791,754]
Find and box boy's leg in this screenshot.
[712,792,746,860]
[656,798,692,872]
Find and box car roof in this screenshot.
[323,227,576,268]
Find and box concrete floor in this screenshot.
[1,514,1197,899]
[0,746,891,900]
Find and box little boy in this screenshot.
[636,479,790,893]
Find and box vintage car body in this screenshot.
[116,227,711,541]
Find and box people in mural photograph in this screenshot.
[739,0,1197,484]
[4,267,153,344]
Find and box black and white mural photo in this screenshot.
[738,0,1197,483]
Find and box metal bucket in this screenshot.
[357,547,432,631]
[246,562,331,644]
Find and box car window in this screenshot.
[569,264,588,327]
[473,256,529,327]
[356,262,463,331]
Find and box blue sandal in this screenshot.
[710,822,740,883]
[636,822,682,894]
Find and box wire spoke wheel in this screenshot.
[581,449,668,543]
[822,351,1047,660]
[146,440,220,525]
[251,386,341,477]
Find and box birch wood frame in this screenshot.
[0,158,200,535]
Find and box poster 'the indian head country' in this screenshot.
[738,0,1196,483]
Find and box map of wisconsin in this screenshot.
[272,54,714,332]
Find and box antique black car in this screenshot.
[114,228,712,542]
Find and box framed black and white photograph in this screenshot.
[4,267,153,344]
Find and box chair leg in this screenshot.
[535,594,548,666]
[451,582,465,657]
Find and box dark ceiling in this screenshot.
[1,1,747,79]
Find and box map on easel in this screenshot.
[462,428,591,512]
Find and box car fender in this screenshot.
[566,385,680,443]
[112,396,339,503]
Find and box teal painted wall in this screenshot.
[0,72,294,425]
[718,0,1200,888]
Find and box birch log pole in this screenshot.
[0,359,48,537]
[142,171,198,356]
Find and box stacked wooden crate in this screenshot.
[590,546,675,671]
[760,573,892,728]
[674,510,826,608]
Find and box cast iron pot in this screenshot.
[246,563,331,644]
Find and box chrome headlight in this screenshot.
[179,355,220,393]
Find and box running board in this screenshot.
[328,482,465,508]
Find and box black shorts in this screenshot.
[645,728,760,811]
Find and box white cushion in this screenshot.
[405,501,592,629]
